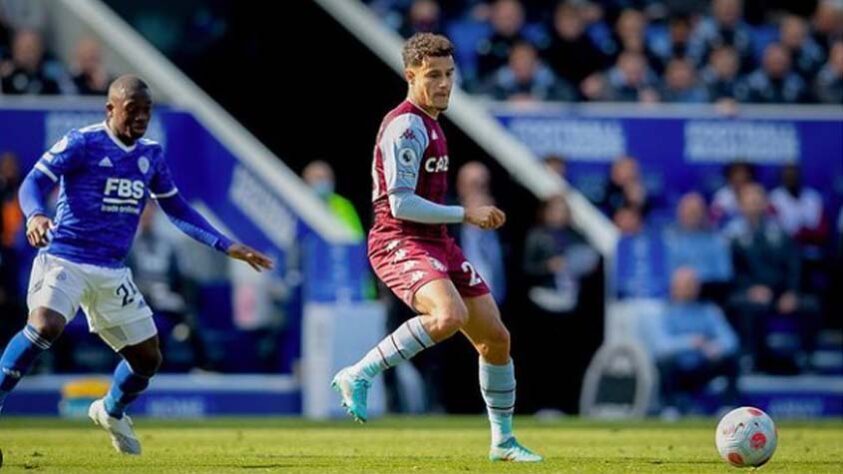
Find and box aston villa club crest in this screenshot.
[138,156,150,174]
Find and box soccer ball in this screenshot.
[715,406,778,468]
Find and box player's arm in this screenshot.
[382,116,504,229]
[19,167,56,247]
[20,132,85,247]
[154,193,271,271]
[149,156,272,272]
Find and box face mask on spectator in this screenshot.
[312,179,334,198]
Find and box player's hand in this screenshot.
[26,215,54,248]
[464,205,506,230]
[227,243,274,272]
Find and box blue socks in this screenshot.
[103,360,151,419]
[479,358,516,446]
[0,326,153,419]
[0,325,52,410]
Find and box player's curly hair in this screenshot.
[402,33,454,68]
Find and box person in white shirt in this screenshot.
[769,164,826,245]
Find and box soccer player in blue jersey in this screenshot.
[0,75,273,454]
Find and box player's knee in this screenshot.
[478,324,510,359]
[433,302,469,335]
[27,309,66,342]
[131,347,162,376]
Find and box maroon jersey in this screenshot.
[370,100,450,239]
[367,100,490,308]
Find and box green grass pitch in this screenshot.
[0,416,840,472]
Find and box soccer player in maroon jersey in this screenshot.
[332,33,542,462]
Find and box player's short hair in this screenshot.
[402,33,454,68]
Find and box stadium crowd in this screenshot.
[0,2,112,97]
[540,154,842,414]
[368,0,843,104]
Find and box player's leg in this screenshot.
[334,278,467,422]
[86,265,158,455]
[1,254,83,412]
[0,308,66,411]
[462,294,542,462]
[88,319,159,455]
[347,278,466,379]
[103,333,162,419]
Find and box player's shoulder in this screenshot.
[73,121,108,142]
[66,121,110,145]
[49,124,96,153]
[383,101,428,124]
[137,137,163,154]
[381,103,428,141]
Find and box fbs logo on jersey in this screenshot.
[104,178,145,200]
[102,178,145,215]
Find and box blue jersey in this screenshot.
[34,122,178,268]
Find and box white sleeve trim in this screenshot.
[35,162,58,182]
[150,188,179,199]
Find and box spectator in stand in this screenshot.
[738,43,810,103]
[812,0,843,56]
[769,164,828,247]
[455,162,507,304]
[302,160,365,238]
[579,71,612,101]
[605,50,660,102]
[0,0,47,32]
[128,205,206,370]
[815,40,843,103]
[648,14,694,74]
[544,1,608,88]
[0,151,22,248]
[640,267,739,415]
[302,160,374,299]
[780,14,827,82]
[665,192,732,300]
[660,57,710,103]
[0,152,24,345]
[524,194,598,314]
[0,12,10,61]
[726,183,820,372]
[613,204,669,299]
[475,0,528,80]
[711,161,755,226]
[0,29,63,95]
[600,155,649,216]
[72,37,112,95]
[485,41,575,101]
[702,45,742,102]
[609,9,648,57]
[542,154,566,180]
[688,0,755,73]
[399,0,442,38]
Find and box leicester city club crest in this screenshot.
[138,156,150,174]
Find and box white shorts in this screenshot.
[27,253,157,352]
